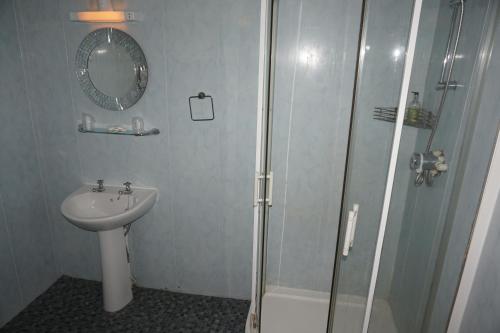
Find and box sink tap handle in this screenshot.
[123,181,132,192]
[92,179,105,192]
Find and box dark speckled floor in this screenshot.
[1,276,249,333]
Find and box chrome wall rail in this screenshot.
[438,5,459,86]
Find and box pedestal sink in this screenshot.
[61,184,158,312]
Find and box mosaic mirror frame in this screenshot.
[75,28,148,111]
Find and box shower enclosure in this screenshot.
[250,0,500,332]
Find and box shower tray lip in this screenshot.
[264,285,330,303]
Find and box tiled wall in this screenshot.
[11,0,260,301]
[0,0,59,326]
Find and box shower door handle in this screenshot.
[342,211,355,256]
[350,204,359,248]
[342,204,359,257]
[253,171,273,207]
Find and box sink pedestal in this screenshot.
[98,228,132,312]
[61,184,158,312]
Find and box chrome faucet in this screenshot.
[118,182,133,196]
[92,179,105,192]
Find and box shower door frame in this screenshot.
[328,0,423,332]
[249,0,276,330]
[250,0,423,332]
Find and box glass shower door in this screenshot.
[328,0,497,331]
[257,0,495,331]
[368,0,499,332]
[256,0,364,331]
[329,0,423,332]
[255,0,423,331]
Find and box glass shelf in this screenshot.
[78,124,160,136]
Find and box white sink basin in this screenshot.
[61,184,158,231]
[60,183,158,312]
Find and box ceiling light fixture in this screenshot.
[69,0,141,23]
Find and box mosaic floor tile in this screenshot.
[1,276,249,333]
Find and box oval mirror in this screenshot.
[75,28,148,111]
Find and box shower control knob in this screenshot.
[410,153,421,170]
